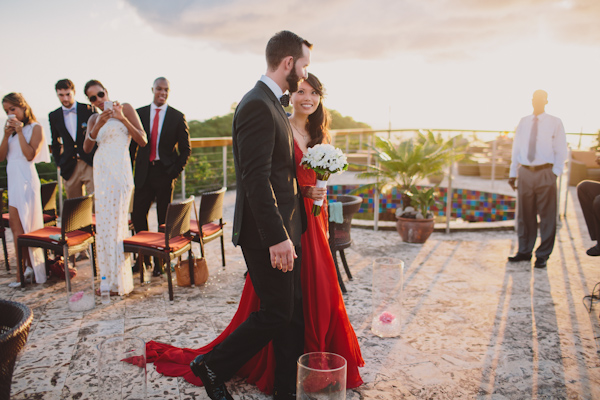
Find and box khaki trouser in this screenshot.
[64,159,94,199]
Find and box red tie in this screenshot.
[149,108,161,162]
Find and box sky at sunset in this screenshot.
[1,0,599,136]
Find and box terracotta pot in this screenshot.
[396,217,435,243]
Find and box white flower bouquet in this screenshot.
[300,144,349,216]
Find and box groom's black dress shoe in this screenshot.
[508,253,532,262]
[534,257,548,269]
[587,244,600,256]
[190,354,233,400]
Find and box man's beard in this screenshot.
[286,63,301,93]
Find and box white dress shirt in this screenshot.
[150,103,168,161]
[509,112,568,178]
[62,102,78,141]
[260,75,285,102]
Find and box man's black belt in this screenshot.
[522,163,552,172]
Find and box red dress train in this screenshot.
[145,141,364,394]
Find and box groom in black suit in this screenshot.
[190,31,312,400]
[49,79,97,198]
[130,77,191,272]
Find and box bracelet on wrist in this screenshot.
[87,131,97,142]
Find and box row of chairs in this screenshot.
[3,183,362,297]
[1,182,59,271]
[6,185,226,302]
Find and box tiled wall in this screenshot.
[328,185,516,222]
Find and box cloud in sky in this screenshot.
[126,0,600,60]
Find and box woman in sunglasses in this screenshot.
[1,93,51,287]
[83,80,147,296]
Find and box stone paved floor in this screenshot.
[2,174,600,399]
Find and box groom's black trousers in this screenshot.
[205,245,304,391]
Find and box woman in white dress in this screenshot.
[1,93,51,287]
[83,80,147,296]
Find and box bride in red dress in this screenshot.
[145,73,364,394]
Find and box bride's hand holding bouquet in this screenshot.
[301,144,348,216]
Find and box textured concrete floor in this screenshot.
[2,173,600,399]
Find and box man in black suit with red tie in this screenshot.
[49,79,97,198]
[130,77,191,274]
[190,31,312,400]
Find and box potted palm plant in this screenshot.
[395,185,438,243]
[357,132,460,243]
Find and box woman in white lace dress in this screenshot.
[1,93,51,287]
[83,80,147,296]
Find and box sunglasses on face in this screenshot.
[88,91,105,103]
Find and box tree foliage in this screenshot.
[187,107,370,138]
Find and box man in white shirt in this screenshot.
[49,79,97,198]
[508,90,567,268]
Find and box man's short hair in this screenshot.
[55,79,75,92]
[266,30,312,70]
[153,77,169,87]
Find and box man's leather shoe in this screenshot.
[152,265,163,277]
[587,244,600,256]
[534,258,548,268]
[190,354,233,400]
[508,253,532,262]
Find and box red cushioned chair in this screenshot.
[123,196,195,301]
[17,194,96,289]
[159,188,227,267]
[192,187,226,267]
[40,181,58,227]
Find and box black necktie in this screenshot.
[280,94,289,107]
[527,116,538,163]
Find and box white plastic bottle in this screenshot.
[100,276,110,304]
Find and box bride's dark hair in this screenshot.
[299,73,330,148]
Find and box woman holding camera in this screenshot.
[1,93,50,287]
[83,80,147,296]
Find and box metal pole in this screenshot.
[564,147,572,217]
[57,168,63,217]
[374,158,379,231]
[222,145,228,188]
[491,139,497,190]
[181,170,186,199]
[445,139,454,234]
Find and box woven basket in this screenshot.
[0,300,33,399]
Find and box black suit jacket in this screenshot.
[130,105,191,187]
[232,81,306,249]
[49,102,97,180]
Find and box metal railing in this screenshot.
[14,128,597,226]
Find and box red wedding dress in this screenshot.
[145,141,364,394]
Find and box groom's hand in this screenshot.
[269,239,298,273]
